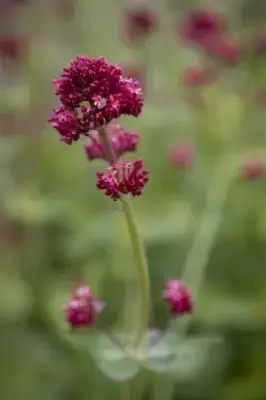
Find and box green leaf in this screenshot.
[147,332,228,380]
[89,333,140,381]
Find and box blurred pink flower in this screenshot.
[180,6,225,47]
[241,157,265,181]
[205,34,243,66]
[0,35,26,61]
[65,285,104,329]
[163,279,193,317]
[123,6,158,44]
[169,142,194,169]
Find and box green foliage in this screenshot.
[1,0,266,399]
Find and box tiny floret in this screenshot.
[49,56,143,144]
[96,158,150,200]
[163,279,193,317]
[65,284,104,328]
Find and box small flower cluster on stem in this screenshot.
[49,55,193,346]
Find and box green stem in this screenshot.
[98,127,150,348]
[121,196,150,346]
[178,156,236,334]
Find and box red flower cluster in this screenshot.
[49,56,143,144]
[181,6,242,66]
[65,285,104,328]
[240,157,265,181]
[96,159,150,201]
[181,6,225,46]
[123,6,158,44]
[84,124,140,161]
[163,279,193,317]
[0,35,26,61]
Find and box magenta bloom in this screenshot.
[124,6,158,43]
[240,157,265,181]
[84,123,140,161]
[181,7,225,46]
[96,158,150,200]
[65,285,104,329]
[169,142,194,169]
[163,279,193,317]
[0,35,26,61]
[49,56,143,144]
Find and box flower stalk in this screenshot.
[98,127,150,348]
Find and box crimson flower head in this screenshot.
[180,6,225,46]
[96,158,149,201]
[183,65,214,87]
[49,56,143,144]
[0,35,26,61]
[65,285,104,329]
[123,6,158,43]
[169,142,194,169]
[240,157,265,181]
[84,123,140,161]
[163,279,193,317]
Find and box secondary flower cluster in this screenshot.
[180,6,242,66]
[123,5,158,44]
[96,159,149,201]
[66,280,192,329]
[65,285,105,328]
[180,6,243,90]
[49,56,143,145]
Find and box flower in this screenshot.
[169,142,194,168]
[180,6,225,46]
[84,124,140,161]
[183,65,214,87]
[0,35,26,61]
[96,158,150,200]
[49,56,143,144]
[123,6,158,43]
[240,157,265,181]
[163,279,193,317]
[65,285,104,328]
[205,35,243,66]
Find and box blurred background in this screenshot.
[1,0,266,399]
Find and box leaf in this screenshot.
[89,333,140,381]
[147,332,228,380]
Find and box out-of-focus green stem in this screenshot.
[98,127,150,348]
[120,196,150,346]
[178,157,236,334]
